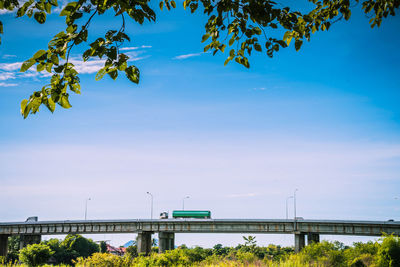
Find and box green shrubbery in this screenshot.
[19,243,54,266]
[2,234,400,266]
[43,234,99,265]
[376,234,400,267]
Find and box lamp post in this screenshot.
[294,189,298,230]
[146,192,153,220]
[182,196,190,210]
[286,196,294,219]
[84,197,91,220]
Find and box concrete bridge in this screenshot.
[1,218,399,256]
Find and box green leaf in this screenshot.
[125,65,140,84]
[34,11,46,24]
[283,31,293,46]
[270,23,278,29]
[20,59,35,72]
[108,69,118,80]
[51,55,59,65]
[295,39,303,51]
[48,0,58,7]
[95,67,107,81]
[276,40,288,48]
[59,94,72,109]
[254,43,262,52]
[45,62,53,73]
[37,63,45,72]
[45,2,52,13]
[54,65,64,73]
[33,50,47,60]
[253,27,262,35]
[171,0,176,8]
[159,1,163,10]
[224,57,231,66]
[20,99,28,117]
[45,97,56,112]
[201,34,210,43]
[60,2,78,16]
[0,21,3,34]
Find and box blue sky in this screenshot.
[0,1,400,247]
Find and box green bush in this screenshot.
[42,235,100,265]
[6,236,20,263]
[125,245,138,259]
[19,243,54,266]
[376,234,400,267]
[350,253,374,267]
[236,250,258,264]
[75,252,125,267]
[344,241,379,266]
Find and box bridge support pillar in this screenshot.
[307,233,320,244]
[158,232,174,253]
[19,235,41,250]
[0,235,9,257]
[294,233,305,252]
[137,232,152,255]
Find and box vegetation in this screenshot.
[0,0,398,117]
[1,234,399,266]
[19,244,54,266]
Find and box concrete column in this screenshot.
[294,233,305,252]
[19,235,41,250]
[137,232,152,255]
[158,232,175,253]
[0,235,9,257]
[307,233,320,244]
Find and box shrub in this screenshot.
[350,254,374,267]
[75,252,125,267]
[125,245,138,258]
[19,243,54,266]
[236,250,258,264]
[376,234,400,267]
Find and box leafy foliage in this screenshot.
[0,0,398,117]
[19,243,54,266]
[75,252,127,267]
[5,236,20,263]
[184,0,400,68]
[99,241,107,253]
[125,245,138,258]
[376,234,400,267]
[42,235,99,265]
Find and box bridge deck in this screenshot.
[0,219,399,236]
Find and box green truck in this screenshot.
[168,210,211,219]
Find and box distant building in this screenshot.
[106,244,126,256]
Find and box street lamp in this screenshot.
[294,189,298,230]
[146,192,153,220]
[182,196,190,210]
[84,197,91,220]
[286,196,294,220]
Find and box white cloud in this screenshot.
[0,72,16,80]
[0,9,13,15]
[69,58,105,74]
[120,45,152,51]
[0,62,23,71]
[0,82,18,87]
[2,54,17,59]
[0,46,151,82]
[253,87,267,91]
[173,53,202,60]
